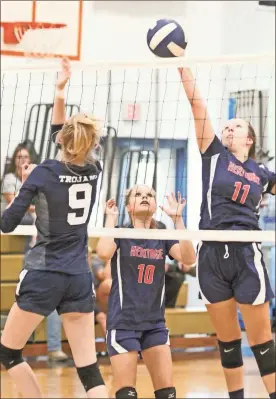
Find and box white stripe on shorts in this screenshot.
[16,269,28,296]
[196,242,211,304]
[252,243,266,305]
[111,329,128,354]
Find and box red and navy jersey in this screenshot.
[200,136,275,231]
[107,233,178,331]
[1,127,101,275]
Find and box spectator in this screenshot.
[165,259,196,308]
[1,143,36,229]
[89,248,112,314]
[47,311,68,361]
[88,247,108,335]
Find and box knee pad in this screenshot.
[0,342,24,370]
[218,339,243,369]
[251,340,276,377]
[154,387,176,399]
[77,362,104,392]
[115,387,137,398]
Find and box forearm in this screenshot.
[174,217,196,265]
[179,67,214,152]
[96,216,117,260]
[178,68,205,107]
[52,89,66,125]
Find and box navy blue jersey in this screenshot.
[107,235,178,331]
[1,136,101,275]
[200,136,275,230]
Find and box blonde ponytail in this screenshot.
[59,113,101,165]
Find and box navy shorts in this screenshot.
[197,242,275,305]
[106,327,170,357]
[16,269,95,317]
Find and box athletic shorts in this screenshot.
[16,269,95,316]
[106,327,170,357]
[197,241,275,305]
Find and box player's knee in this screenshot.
[218,339,243,369]
[76,362,105,392]
[154,387,176,399]
[115,387,138,398]
[0,342,24,370]
[251,340,276,377]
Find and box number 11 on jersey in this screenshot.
[232,182,250,204]
[138,264,155,284]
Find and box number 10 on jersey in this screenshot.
[138,264,155,284]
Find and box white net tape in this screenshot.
[2,225,275,243]
[1,53,275,72]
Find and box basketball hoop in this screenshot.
[1,21,67,58]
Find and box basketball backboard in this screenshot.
[1,0,83,60]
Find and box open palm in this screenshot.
[160,192,186,222]
[56,58,71,91]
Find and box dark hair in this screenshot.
[7,140,38,176]
[248,122,257,159]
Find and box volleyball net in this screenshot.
[1,54,275,243]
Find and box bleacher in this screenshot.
[1,234,217,357]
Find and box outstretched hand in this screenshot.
[105,199,119,221]
[56,58,71,91]
[159,192,186,223]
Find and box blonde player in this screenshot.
[97,186,196,399]
[0,59,108,398]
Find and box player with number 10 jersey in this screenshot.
[96,186,196,399]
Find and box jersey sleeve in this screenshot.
[201,135,225,158]
[263,166,276,195]
[0,166,45,233]
[50,124,63,144]
[165,240,179,260]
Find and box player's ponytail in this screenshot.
[248,122,257,159]
[59,113,100,164]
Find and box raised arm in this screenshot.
[96,199,118,261]
[178,67,215,154]
[51,58,71,127]
[160,192,196,266]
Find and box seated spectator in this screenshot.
[165,258,196,308]
[88,247,112,314]
[88,247,109,334]
[1,142,36,252]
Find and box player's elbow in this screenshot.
[0,222,15,234]
[182,252,196,266]
[96,247,112,262]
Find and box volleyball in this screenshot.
[147,19,187,58]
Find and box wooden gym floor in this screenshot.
[1,352,268,398]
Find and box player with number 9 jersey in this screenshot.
[96,186,196,399]
[0,58,108,399]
